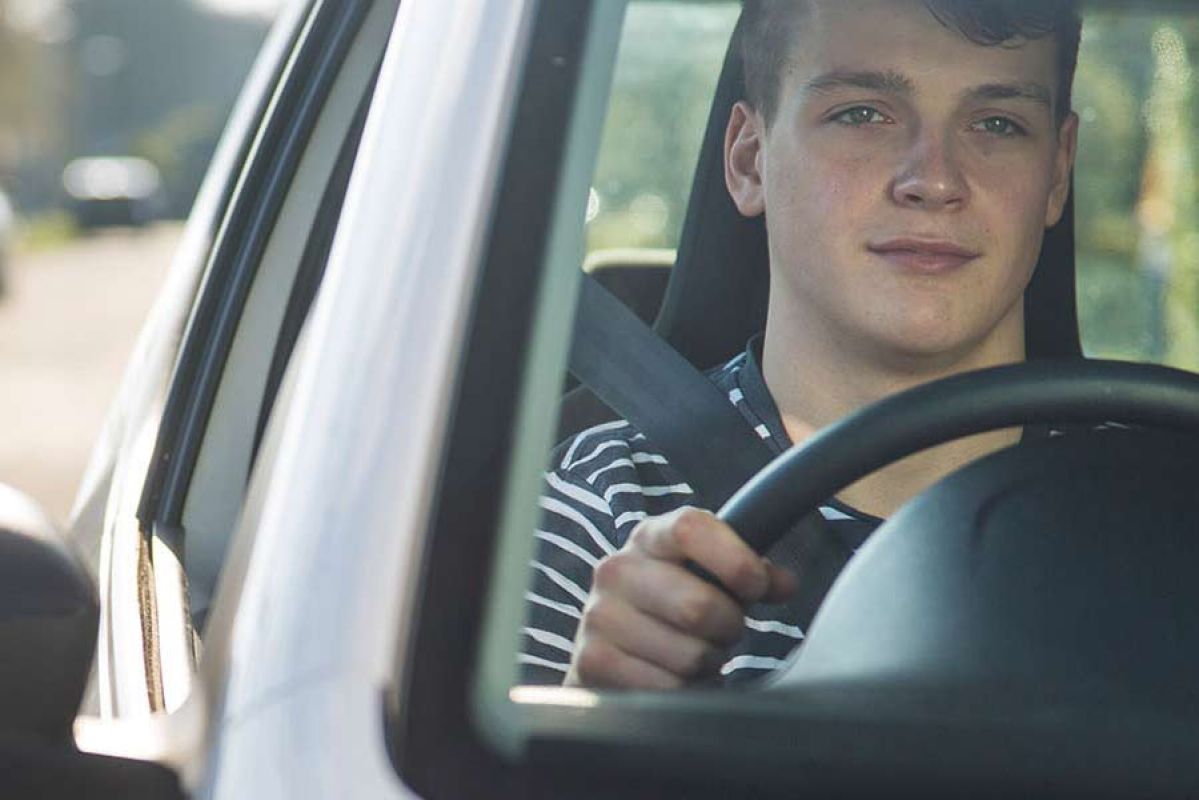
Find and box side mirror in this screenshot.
[0,483,98,743]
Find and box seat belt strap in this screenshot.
[569,274,851,633]
[570,274,774,510]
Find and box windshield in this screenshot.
[464,2,1199,790]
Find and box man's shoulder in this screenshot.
[543,417,692,544]
[549,418,675,489]
[550,351,749,480]
[544,350,755,523]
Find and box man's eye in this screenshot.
[832,106,888,126]
[972,116,1026,137]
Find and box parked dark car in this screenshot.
[62,157,164,230]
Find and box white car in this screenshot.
[0,188,14,297]
[1,0,1199,797]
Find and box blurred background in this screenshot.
[0,0,279,524]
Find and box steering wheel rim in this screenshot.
[717,359,1199,554]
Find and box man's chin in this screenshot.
[861,325,999,375]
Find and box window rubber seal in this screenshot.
[136,0,374,552]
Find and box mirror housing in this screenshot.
[0,483,99,743]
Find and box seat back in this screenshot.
[585,249,674,327]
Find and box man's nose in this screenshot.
[889,128,968,211]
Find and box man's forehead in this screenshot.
[783,0,1060,101]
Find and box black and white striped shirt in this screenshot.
[520,338,881,685]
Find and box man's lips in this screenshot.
[867,238,981,274]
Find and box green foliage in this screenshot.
[15,210,77,253]
[132,104,221,218]
[1073,12,1199,370]
[586,3,739,253]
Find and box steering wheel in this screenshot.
[717,359,1199,554]
[712,355,1199,753]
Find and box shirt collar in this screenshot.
[738,334,792,454]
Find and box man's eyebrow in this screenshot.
[803,69,914,97]
[963,82,1052,108]
[802,72,1053,111]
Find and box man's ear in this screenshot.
[1045,111,1079,228]
[725,100,767,218]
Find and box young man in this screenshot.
[521,0,1080,689]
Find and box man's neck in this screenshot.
[762,305,1025,518]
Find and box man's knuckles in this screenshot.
[591,550,635,591]
[669,507,715,541]
[570,636,620,684]
[627,507,713,557]
[720,554,770,603]
[666,508,712,555]
[663,510,769,601]
[578,592,624,638]
[671,584,736,636]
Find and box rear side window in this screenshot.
[581,2,736,325]
[1074,12,1199,371]
[586,2,738,256]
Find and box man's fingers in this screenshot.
[581,594,728,679]
[569,508,805,691]
[628,507,773,604]
[592,549,744,646]
[565,636,685,690]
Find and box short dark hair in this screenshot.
[740,0,1082,126]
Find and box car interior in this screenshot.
[392,1,1199,797]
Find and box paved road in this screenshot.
[0,224,182,526]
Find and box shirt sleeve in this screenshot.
[518,465,621,685]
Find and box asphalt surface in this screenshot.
[0,224,182,527]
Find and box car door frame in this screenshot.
[84,0,396,720]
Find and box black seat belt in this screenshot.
[570,274,773,510]
[568,274,851,632]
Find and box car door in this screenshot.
[72,0,400,726]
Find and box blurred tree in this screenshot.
[1073,15,1152,262]
[1071,12,1199,370]
[65,0,269,217]
[586,3,739,253]
[0,0,73,209]
[1138,25,1199,367]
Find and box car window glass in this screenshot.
[458,1,1199,789]
[1074,11,1199,372]
[586,1,738,257]
[581,2,738,324]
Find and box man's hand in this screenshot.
[564,507,797,689]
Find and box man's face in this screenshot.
[727,0,1077,366]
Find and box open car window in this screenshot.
[583,4,738,323]
[394,1,1199,797]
